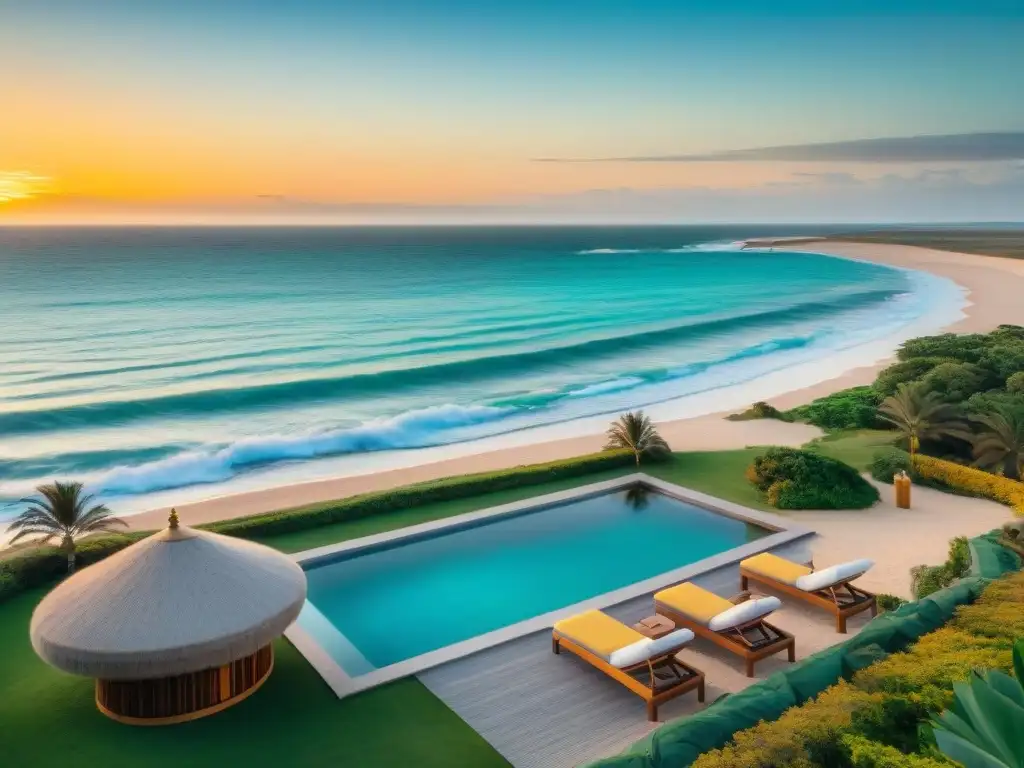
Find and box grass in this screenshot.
[645,449,774,511]
[802,429,898,472]
[0,588,509,768]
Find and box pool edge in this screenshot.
[284,473,814,699]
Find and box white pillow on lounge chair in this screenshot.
[707,596,781,632]
[608,628,695,668]
[795,559,874,593]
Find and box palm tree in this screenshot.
[8,481,126,573]
[971,408,1024,479]
[604,410,670,466]
[877,382,967,464]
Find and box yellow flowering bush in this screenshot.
[690,682,882,768]
[688,573,1024,768]
[914,455,1024,515]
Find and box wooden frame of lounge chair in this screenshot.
[654,604,795,677]
[740,567,877,634]
[551,633,705,721]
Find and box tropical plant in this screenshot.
[931,639,1024,768]
[878,383,968,463]
[747,447,879,509]
[972,408,1024,480]
[8,481,126,573]
[604,411,670,466]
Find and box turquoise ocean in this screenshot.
[0,226,964,519]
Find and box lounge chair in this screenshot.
[739,553,877,633]
[653,583,794,677]
[552,610,704,720]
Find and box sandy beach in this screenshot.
[113,240,1024,532]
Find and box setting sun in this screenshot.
[0,171,51,203]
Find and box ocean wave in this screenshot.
[0,288,901,436]
[88,404,514,496]
[576,241,744,255]
[566,376,646,398]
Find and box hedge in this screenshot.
[913,454,1024,516]
[587,530,1021,768]
[0,450,635,604]
[688,572,1024,768]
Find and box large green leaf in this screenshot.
[967,675,1024,766]
[933,730,1014,768]
[1014,640,1024,688]
[987,669,1024,708]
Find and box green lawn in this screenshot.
[0,442,874,765]
[801,429,897,471]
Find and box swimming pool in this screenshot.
[291,477,784,686]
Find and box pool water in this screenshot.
[298,486,767,675]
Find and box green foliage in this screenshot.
[980,345,1024,382]
[842,735,951,768]
[931,639,1024,768]
[874,358,954,397]
[748,447,880,510]
[0,451,634,604]
[787,386,884,431]
[971,407,1024,480]
[870,448,915,483]
[967,391,1024,416]
[878,383,969,458]
[921,362,991,403]
[877,593,909,613]
[898,333,992,364]
[1008,372,1024,395]
[911,537,971,599]
[727,401,790,421]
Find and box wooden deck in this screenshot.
[419,539,871,768]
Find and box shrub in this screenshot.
[876,593,908,613]
[913,454,1024,516]
[690,682,882,768]
[0,450,635,604]
[898,333,991,364]
[727,401,789,421]
[910,537,970,599]
[966,389,1024,416]
[873,358,953,397]
[978,343,1024,381]
[1008,371,1024,394]
[920,362,990,403]
[950,572,1024,642]
[869,448,914,483]
[841,735,950,768]
[748,447,880,510]
[787,386,884,431]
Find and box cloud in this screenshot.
[537,131,1024,164]
[0,171,52,203]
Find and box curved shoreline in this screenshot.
[7,240,1024,536]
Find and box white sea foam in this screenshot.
[75,404,515,497]
[576,241,744,255]
[565,376,645,398]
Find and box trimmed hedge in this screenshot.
[747,447,879,510]
[914,454,1024,516]
[0,450,635,604]
[589,530,1022,768]
[205,449,635,537]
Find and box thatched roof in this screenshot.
[30,516,307,680]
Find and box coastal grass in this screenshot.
[803,429,898,472]
[0,587,510,768]
[831,229,1024,260]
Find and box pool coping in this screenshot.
[285,473,814,698]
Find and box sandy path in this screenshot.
[88,241,1024,531]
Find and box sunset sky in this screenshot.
[3,1,1023,224]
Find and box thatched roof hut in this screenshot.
[30,511,306,724]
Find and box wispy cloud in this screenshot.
[536,131,1024,164]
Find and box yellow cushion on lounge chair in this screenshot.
[741,552,812,586]
[654,583,733,626]
[553,610,646,659]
